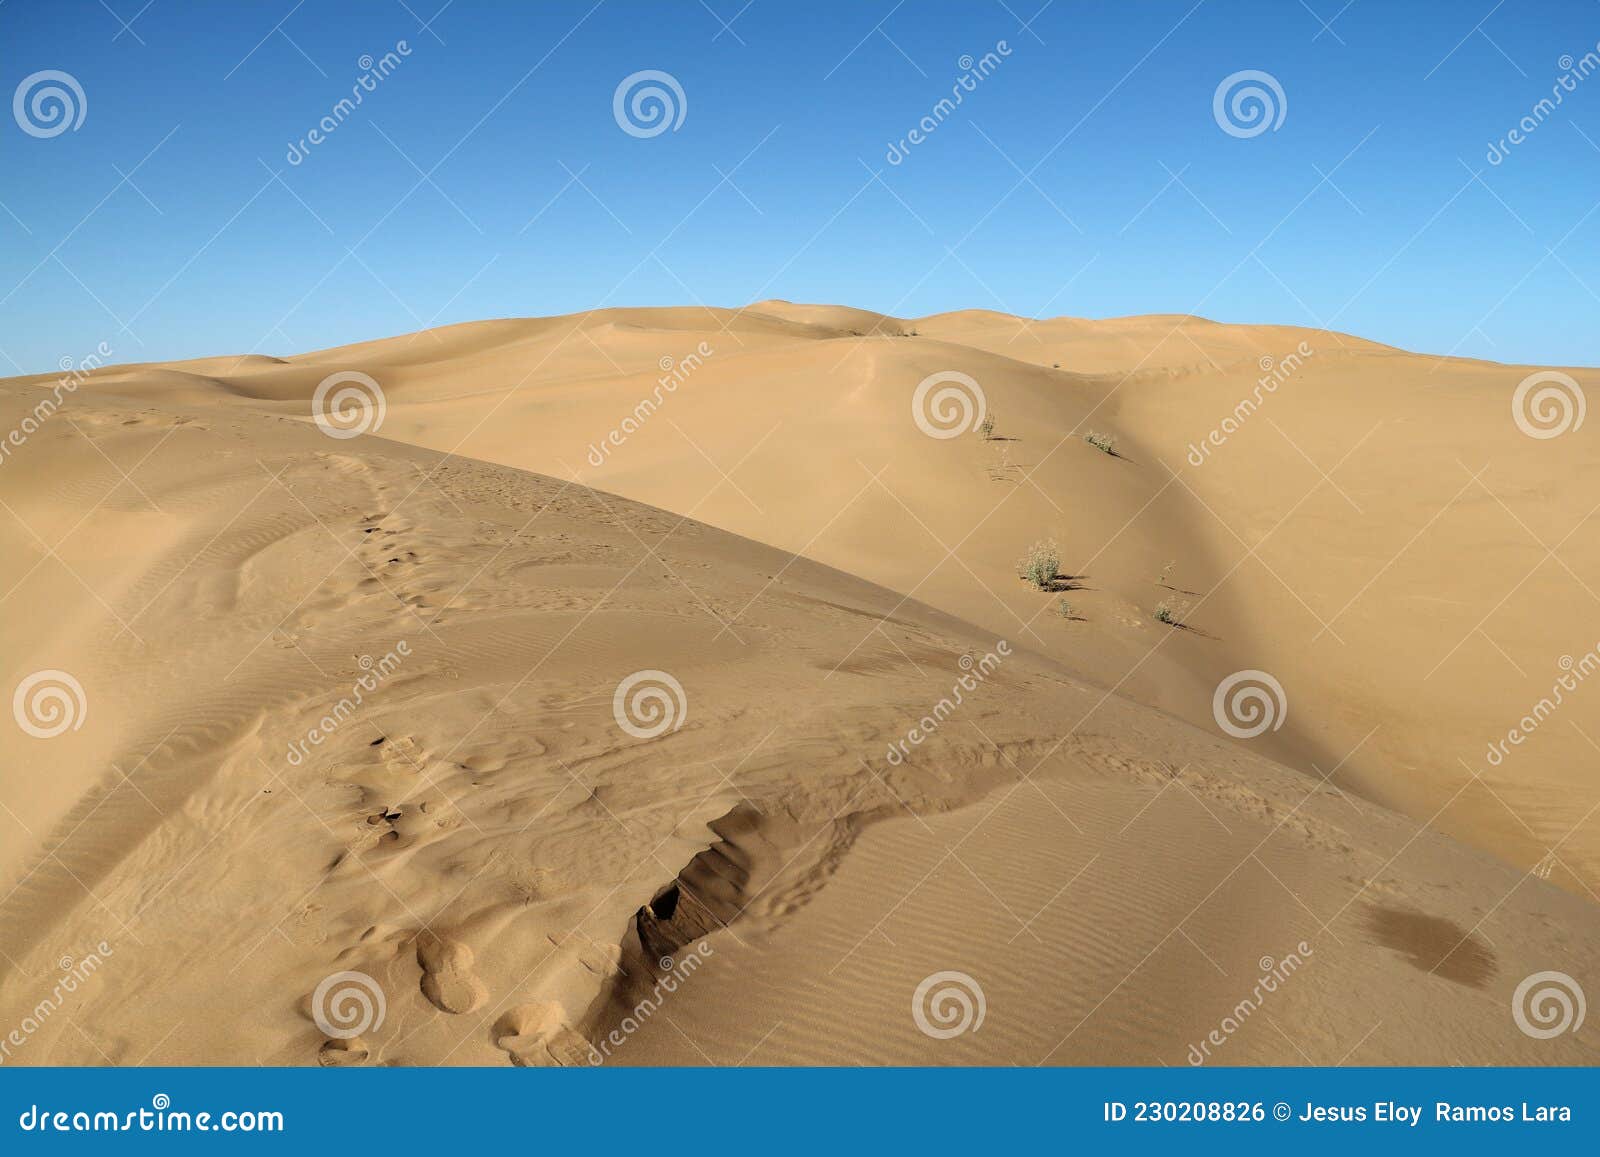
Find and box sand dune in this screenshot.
[67,301,1597,894]
[0,305,1594,1066]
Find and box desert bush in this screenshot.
[1018,538,1060,590]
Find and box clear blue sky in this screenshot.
[3,0,1597,372]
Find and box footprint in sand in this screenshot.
[493,1002,594,1067]
[377,735,430,777]
[416,931,487,1014]
[317,1036,370,1066]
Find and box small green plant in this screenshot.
[1084,430,1117,455]
[1019,538,1060,591]
[977,412,996,440]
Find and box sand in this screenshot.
[0,304,1594,1066]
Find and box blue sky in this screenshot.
[2,0,1597,372]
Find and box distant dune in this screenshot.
[0,304,1594,1065]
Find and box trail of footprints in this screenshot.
[310,719,610,1066]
